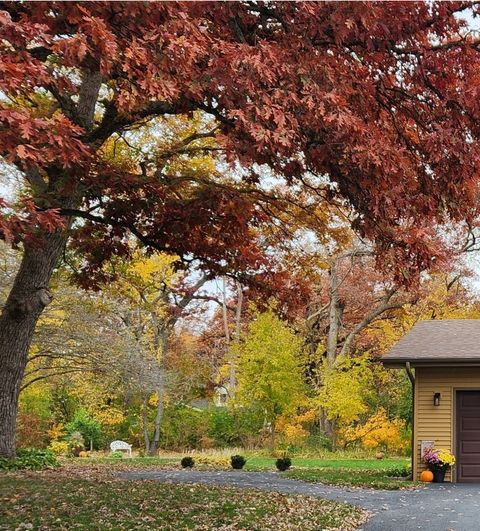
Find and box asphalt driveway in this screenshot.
[121,469,480,530]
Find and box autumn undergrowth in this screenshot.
[0,473,367,530]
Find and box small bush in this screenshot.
[68,431,85,457]
[385,466,411,478]
[110,451,124,459]
[48,440,70,456]
[0,448,58,471]
[199,435,216,449]
[181,456,194,468]
[276,457,292,472]
[65,409,103,450]
[230,455,246,470]
[16,411,50,449]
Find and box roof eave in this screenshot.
[382,358,480,368]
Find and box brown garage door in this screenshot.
[456,391,480,482]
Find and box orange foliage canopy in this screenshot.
[1,2,480,282]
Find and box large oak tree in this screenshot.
[1,1,480,457]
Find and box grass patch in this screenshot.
[244,456,409,471]
[0,473,367,530]
[283,467,418,490]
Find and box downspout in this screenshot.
[406,362,415,480]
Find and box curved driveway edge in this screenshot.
[120,469,480,530]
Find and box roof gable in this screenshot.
[382,320,480,367]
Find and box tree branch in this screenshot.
[338,289,405,358]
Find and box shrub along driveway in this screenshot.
[122,469,480,530]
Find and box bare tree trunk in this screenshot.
[338,288,403,358]
[0,231,67,458]
[221,277,230,344]
[330,418,338,451]
[148,324,168,456]
[326,258,343,368]
[149,385,164,455]
[229,281,243,398]
[142,396,150,451]
[270,424,275,451]
[323,258,344,443]
[221,277,236,398]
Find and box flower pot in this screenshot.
[430,466,447,483]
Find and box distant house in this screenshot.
[382,320,480,483]
[213,386,228,407]
[189,386,228,410]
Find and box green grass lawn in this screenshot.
[0,473,367,530]
[244,457,415,489]
[244,456,409,470]
[283,467,416,490]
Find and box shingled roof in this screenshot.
[381,320,480,367]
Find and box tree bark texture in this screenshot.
[0,231,68,458]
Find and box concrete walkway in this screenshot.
[120,469,480,530]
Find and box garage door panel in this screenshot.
[457,391,480,482]
[461,441,480,453]
[462,417,480,430]
[460,394,480,408]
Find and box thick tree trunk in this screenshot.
[0,230,68,458]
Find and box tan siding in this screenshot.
[414,367,480,481]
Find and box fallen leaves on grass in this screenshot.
[0,471,367,530]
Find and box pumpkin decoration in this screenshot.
[79,451,89,458]
[420,469,434,482]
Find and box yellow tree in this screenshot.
[235,309,306,448]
